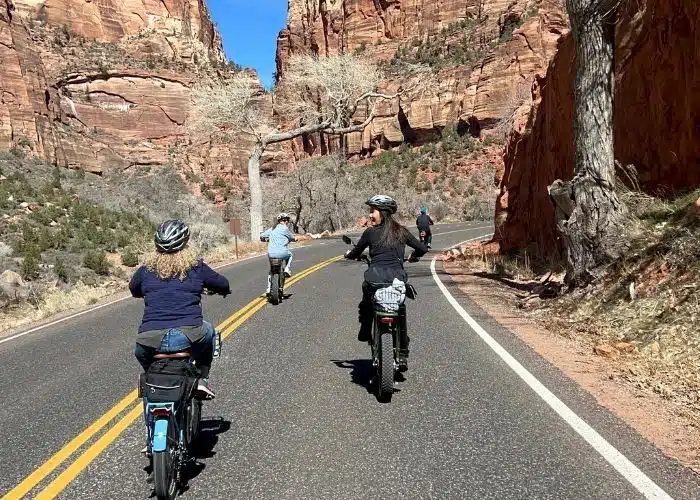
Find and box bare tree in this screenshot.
[548,0,627,286]
[189,55,427,239]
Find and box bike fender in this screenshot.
[152,418,169,452]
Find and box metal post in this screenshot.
[234,235,239,260]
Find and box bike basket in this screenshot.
[141,372,196,404]
[141,359,198,404]
[373,286,405,313]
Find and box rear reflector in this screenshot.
[150,408,171,417]
[379,317,395,325]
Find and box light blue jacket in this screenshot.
[262,224,295,258]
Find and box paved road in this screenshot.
[1,223,698,499]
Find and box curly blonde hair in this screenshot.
[143,246,199,280]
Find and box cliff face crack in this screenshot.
[58,73,188,88]
[159,0,171,18]
[371,0,390,38]
[88,90,137,106]
[157,105,183,125]
[520,30,536,56]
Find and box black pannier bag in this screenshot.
[139,358,199,404]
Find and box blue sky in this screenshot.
[208,0,288,89]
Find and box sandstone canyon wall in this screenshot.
[0,0,276,192]
[496,0,700,257]
[275,0,569,161]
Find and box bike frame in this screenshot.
[372,310,400,368]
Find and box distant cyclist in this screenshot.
[130,219,230,401]
[260,213,296,294]
[344,195,428,371]
[416,207,434,248]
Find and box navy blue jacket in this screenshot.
[129,260,230,333]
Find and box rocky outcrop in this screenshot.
[0,0,268,192]
[276,0,569,161]
[496,0,700,257]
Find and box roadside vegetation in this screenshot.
[0,152,262,333]
[224,125,498,235]
[448,186,700,415]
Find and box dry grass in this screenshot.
[447,187,700,415]
[0,281,120,333]
[204,241,267,265]
[454,246,560,282]
[544,189,700,412]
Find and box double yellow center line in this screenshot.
[3,255,342,500]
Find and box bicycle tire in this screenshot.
[377,331,394,402]
[270,272,280,305]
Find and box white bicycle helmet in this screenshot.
[365,195,397,214]
[277,212,292,222]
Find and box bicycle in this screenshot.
[342,235,417,402]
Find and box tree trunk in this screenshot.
[549,0,628,286]
[248,142,264,240]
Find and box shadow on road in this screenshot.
[332,359,374,391]
[180,418,231,488]
[331,359,404,403]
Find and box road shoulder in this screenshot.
[443,259,700,477]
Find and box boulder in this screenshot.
[0,269,27,298]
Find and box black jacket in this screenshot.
[345,223,428,284]
[416,213,434,231]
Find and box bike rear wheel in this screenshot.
[153,420,178,500]
[377,331,394,402]
[185,399,201,449]
[270,272,281,305]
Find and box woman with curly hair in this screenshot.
[129,219,231,399]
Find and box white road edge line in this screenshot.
[0,250,272,346]
[430,237,673,500]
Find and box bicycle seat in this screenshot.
[153,351,192,360]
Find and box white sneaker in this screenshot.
[197,378,215,399]
[284,266,292,278]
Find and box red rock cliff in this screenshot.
[496,0,700,257]
[275,0,569,161]
[0,0,268,191]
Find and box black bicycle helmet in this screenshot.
[154,219,190,254]
[365,194,397,214]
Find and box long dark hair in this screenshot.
[378,210,408,248]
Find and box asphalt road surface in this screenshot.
[1,223,698,499]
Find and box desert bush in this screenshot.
[121,248,139,267]
[55,256,70,282]
[22,244,41,279]
[189,221,228,251]
[83,250,110,275]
